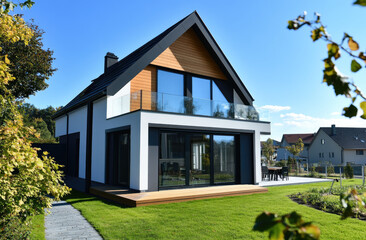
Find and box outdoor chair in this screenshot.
[262,166,269,181]
[281,167,289,181]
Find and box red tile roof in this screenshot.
[283,134,315,145]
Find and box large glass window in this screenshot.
[159,132,186,187]
[213,135,235,183]
[157,70,184,113]
[159,131,237,188]
[192,77,211,116]
[212,81,231,118]
[190,134,210,185]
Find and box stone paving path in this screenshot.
[45,201,102,240]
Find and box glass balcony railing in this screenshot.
[108,90,268,121]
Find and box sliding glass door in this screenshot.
[213,135,236,184]
[159,131,236,188]
[159,132,186,187]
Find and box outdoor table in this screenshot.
[267,167,282,181]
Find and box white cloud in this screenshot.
[280,112,365,130]
[259,105,291,112]
[331,112,341,116]
[273,123,284,126]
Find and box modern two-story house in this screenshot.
[53,12,270,193]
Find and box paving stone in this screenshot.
[45,201,102,240]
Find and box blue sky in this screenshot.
[19,0,366,140]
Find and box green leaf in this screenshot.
[343,104,358,118]
[268,223,285,240]
[351,59,362,72]
[360,101,366,119]
[253,212,278,231]
[354,0,366,6]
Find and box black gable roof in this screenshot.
[321,127,366,149]
[54,11,254,119]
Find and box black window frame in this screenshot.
[156,67,233,103]
[157,128,239,190]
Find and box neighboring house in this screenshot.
[276,133,315,161]
[53,12,270,193]
[309,125,366,166]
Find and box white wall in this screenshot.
[68,106,88,178]
[54,107,88,179]
[106,82,130,119]
[91,97,141,188]
[344,149,366,165]
[55,115,67,137]
[308,130,342,165]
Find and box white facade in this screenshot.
[55,106,88,179]
[55,96,270,191]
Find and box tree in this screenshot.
[0,19,56,98]
[0,1,70,238]
[286,138,304,174]
[288,1,366,119]
[262,138,275,166]
[19,103,59,141]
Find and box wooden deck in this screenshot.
[90,184,268,207]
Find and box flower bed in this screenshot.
[290,185,366,220]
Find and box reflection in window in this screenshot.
[212,81,231,118]
[157,70,184,113]
[213,135,235,183]
[159,132,186,187]
[190,134,210,185]
[192,77,211,116]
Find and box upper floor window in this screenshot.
[356,150,364,155]
[157,70,184,96]
[332,152,334,158]
[192,76,211,116]
[157,70,184,113]
[321,139,325,144]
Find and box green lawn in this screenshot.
[30,214,45,240]
[64,179,366,239]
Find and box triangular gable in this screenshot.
[151,28,227,80]
[107,11,254,105]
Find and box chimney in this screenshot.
[104,52,118,72]
[331,124,336,135]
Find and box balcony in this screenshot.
[107,90,268,121]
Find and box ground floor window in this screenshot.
[159,131,236,188]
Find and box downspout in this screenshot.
[66,113,69,176]
[85,101,93,192]
[341,148,344,165]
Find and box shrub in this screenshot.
[327,164,335,174]
[345,163,354,179]
[275,160,287,167]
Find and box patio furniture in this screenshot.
[262,166,269,181]
[267,167,282,181]
[280,167,289,181]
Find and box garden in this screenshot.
[39,179,364,240]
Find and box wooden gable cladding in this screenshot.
[151,28,227,80]
[130,65,157,111]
